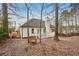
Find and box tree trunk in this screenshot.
[54,3,59,41]
[2,3,8,35]
[67,17,70,35]
[71,16,75,35]
[40,3,44,43]
[75,14,78,35]
[27,8,30,43]
[59,18,63,35]
[25,4,30,43]
[65,18,68,34]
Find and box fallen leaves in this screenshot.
[0,36,79,56]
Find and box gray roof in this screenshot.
[21,18,55,28]
[21,18,45,28]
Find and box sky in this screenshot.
[0,3,71,27]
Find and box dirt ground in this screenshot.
[0,36,79,56]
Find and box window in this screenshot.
[32,28,34,34]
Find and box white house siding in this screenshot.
[45,20,50,33]
[20,27,45,38]
[20,28,27,38]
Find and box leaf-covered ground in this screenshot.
[0,36,79,56]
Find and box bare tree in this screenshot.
[40,3,44,43]
[2,3,8,35]
[54,3,59,41]
[25,3,30,43]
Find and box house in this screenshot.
[20,18,55,39]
